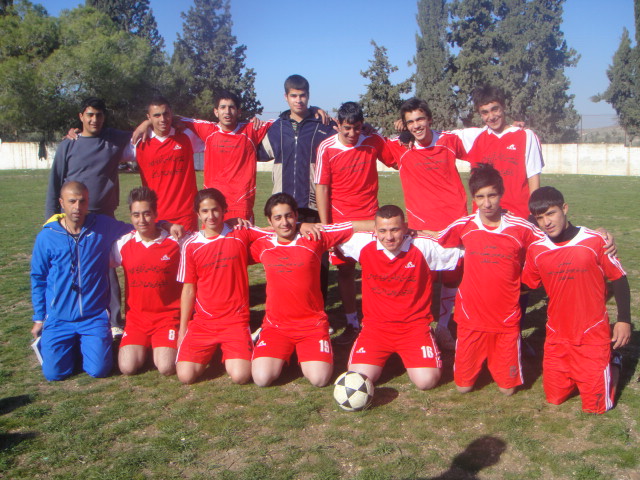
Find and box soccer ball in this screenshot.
[333,371,374,411]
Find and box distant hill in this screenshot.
[580,125,640,146]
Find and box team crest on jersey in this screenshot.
[405,261,416,269]
[506,144,517,150]
[355,347,366,354]
[161,254,171,261]
[173,144,182,150]
[256,340,267,347]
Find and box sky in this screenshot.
[39,0,635,129]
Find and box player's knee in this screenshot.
[414,374,441,391]
[456,385,473,394]
[157,362,176,377]
[119,362,139,376]
[176,364,200,385]
[229,370,251,385]
[43,368,72,382]
[305,370,332,387]
[252,370,275,387]
[499,387,516,396]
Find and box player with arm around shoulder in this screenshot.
[111,187,184,376]
[522,187,631,414]
[338,205,463,390]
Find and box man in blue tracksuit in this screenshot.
[31,181,133,381]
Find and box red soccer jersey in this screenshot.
[340,233,463,326]
[250,223,354,330]
[386,131,468,230]
[187,119,273,218]
[112,230,182,321]
[457,126,543,219]
[521,227,626,346]
[315,133,395,222]
[178,225,265,325]
[135,129,198,225]
[438,213,544,332]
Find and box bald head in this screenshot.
[59,181,89,228]
[60,181,88,198]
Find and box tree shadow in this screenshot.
[0,432,38,452]
[411,435,507,480]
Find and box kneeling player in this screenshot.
[338,205,463,390]
[177,189,265,385]
[250,193,364,387]
[112,187,183,375]
[522,187,631,413]
[437,164,543,395]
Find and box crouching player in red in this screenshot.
[251,193,370,387]
[176,189,265,385]
[112,187,183,375]
[522,187,631,413]
[338,205,463,389]
[437,164,544,395]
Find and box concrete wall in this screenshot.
[2,141,640,176]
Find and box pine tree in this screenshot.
[86,0,165,55]
[360,41,412,134]
[170,0,261,119]
[593,28,640,143]
[414,0,457,128]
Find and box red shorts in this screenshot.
[171,212,199,233]
[454,326,523,389]
[543,342,614,414]
[120,313,179,349]
[252,323,333,364]
[177,321,253,365]
[329,249,356,267]
[349,320,441,369]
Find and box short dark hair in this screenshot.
[80,97,106,114]
[400,98,432,125]
[214,90,241,110]
[472,85,506,111]
[376,205,405,222]
[194,188,227,213]
[469,163,504,196]
[264,192,298,218]
[528,186,565,216]
[127,186,158,212]
[284,74,309,95]
[147,95,171,111]
[337,101,364,125]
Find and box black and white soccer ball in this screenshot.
[333,371,374,411]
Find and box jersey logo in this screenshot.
[506,144,517,150]
[256,340,267,347]
[405,261,416,269]
[355,347,366,354]
[173,144,182,150]
[161,254,171,261]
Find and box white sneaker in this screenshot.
[435,324,455,351]
[251,327,262,343]
[111,326,124,338]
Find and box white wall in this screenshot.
[2,141,640,176]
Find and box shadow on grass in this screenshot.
[615,328,640,402]
[0,432,38,452]
[370,387,399,408]
[0,395,33,416]
[414,435,507,480]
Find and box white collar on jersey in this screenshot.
[134,229,169,246]
[151,127,176,142]
[484,124,520,139]
[268,232,301,246]
[376,235,412,260]
[199,224,232,240]
[414,130,440,149]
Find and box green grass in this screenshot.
[0,170,638,479]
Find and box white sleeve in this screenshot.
[110,233,132,268]
[121,142,136,163]
[337,232,375,262]
[451,127,484,153]
[412,237,463,271]
[184,128,205,154]
[525,129,544,178]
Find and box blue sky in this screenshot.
[40,0,635,128]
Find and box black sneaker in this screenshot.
[611,351,622,368]
[333,325,360,345]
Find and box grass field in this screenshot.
[0,170,638,480]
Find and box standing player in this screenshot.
[385,97,469,349]
[522,187,631,413]
[112,187,182,376]
[338,205,463,390]
[31,182,134,381]
[315,101,395,344]
[437,165,544,395]
[176,188,266,385]
[181,91,273,221]
[250,193,370,387]
[456,86,543,220]
[134,96,201,231]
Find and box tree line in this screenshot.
[0,0,635,144]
